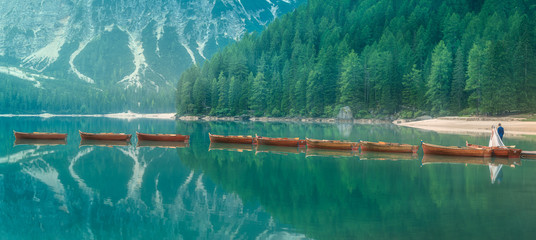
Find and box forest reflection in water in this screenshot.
[1,118,536,239]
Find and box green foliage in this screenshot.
[466,43,486,113]
[250,72,268,116]
[339,51,363,113]
[0,73,175,114]
[74,28,135,85]
[427,41,453,114]
[450,48,467,113]
[175,0,536,117]
[402,65,425,111]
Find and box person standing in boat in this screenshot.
[497,123,504,140]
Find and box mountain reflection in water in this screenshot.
[1,118,536,239]
[0,144,306,239]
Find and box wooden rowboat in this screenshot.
[305,138,359,150]
[466,142,521,158]
[422,142,492,157]
[360,141,418,153]
[208,133,254,144]
[255,135,306,147]
[79,130,132,141]
[136,132,189,142]
[14,131,67,140]
[521,151,536,159]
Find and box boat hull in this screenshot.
[306,138,359,150]
[79,131,132,141]
[422,142,492,157]
[360,141,418,153]
[256,136,305,147]
[466,143,521,158]
[209,133,254,144]
[137,132,189,142]
[14,131,67,140]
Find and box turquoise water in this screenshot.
[1,117,536,239]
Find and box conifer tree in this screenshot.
[466,43,486,114]
[426,41,452,114]
[450,48,466,113]
[249,72,267,116]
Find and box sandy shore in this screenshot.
[104,112,176,120]
[395,117,536,136]
[0,112,176,120]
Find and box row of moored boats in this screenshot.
[13,131,524,158]
[209,133,523,158]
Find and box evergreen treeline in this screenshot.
[176,0,536,118]
[0,76,174,114]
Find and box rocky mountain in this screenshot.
[0,0,304,113]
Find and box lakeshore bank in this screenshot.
[394,117,536,136]
[177,115,390,124]
[0,112,176,120]
[180,115,536,137]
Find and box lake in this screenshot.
[1,117,536,239]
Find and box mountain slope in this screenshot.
[0,0,305,113]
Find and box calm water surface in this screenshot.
[1,117,536,239]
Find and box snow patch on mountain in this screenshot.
[182,43,197,65]
[105,24,115,32]
[0,66,54,88]
[118,29,147,88]
[69,40,95,84]
[270,5,279,20]
[153,17,166,56]
[22,16,70,72]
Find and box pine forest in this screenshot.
[175,0,536,118]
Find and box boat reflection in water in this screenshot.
[79,139,131,147]
[421,155,521,184]
[136,140,189,148]
[208,143,255,152]
[255,145,305,155]
[359,151,418,161]
[305,148,359,158]
[14,138,67,146]
[421,154,490,166]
